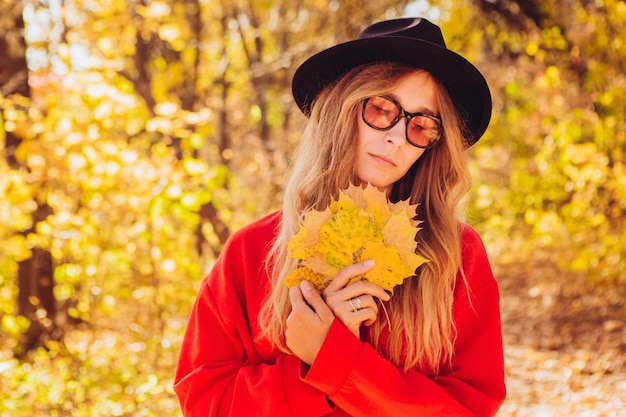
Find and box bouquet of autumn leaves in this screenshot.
[284,183,428,293]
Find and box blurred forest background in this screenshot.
[1,0,625,415]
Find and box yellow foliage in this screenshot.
[285,184,428,292]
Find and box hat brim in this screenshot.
[292,36,492,146]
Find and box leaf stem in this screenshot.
[378,298,392,332]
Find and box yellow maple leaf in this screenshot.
[317,202,381,269]
[302,254,338,277]
[285,183,428,292]
[361,183,394,230]
[342,183,367,208]
[287,205,333,258]
[382,210,426,268]
[287,227,316,259]
[284,266,329,289]
[389,198,421,228]
[359,241,402,289]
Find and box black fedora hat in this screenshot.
[292,17,492,146]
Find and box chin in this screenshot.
[358,178,392,194]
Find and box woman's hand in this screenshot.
[323,260,390,339]
[286,280,335,365]
[285,260,391,364]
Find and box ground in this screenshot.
[495,260,626,416]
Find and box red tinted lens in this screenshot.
[363,96,400,128]
[407,116,441,147]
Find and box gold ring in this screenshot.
[349,298,358,312]
[354,297,363,310]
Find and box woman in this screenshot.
[174,17,506,416]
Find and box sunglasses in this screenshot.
[361,95,442,149]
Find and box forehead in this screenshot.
[387,71,439,114]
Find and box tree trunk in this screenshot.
[0,1,58,357]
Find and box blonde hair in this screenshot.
[259,62,472,373]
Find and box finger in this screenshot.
[341,305,378,337]
[352,295,376,312]
[343,279,391,302]
[360,297,381,326]
[300,281,333,321]
[346,295,379,316]
[289,284,322,317]
[288,285,307,311]
[353,308,378,326]
[326,259,375,292]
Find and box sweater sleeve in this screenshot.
[173,213,334,417]
[302,225,506,417]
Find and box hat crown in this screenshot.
[357,18,446,48]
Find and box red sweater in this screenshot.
[174,211,506,416]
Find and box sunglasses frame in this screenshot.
[361,95,443,149]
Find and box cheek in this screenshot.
[355,123,373,157]
[356,119,368,146]
[401,148,426,171]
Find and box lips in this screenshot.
[369,153,397,167]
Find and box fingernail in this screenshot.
[300,280,311,290]
[363,259,375,267]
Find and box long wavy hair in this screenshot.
[259,62,472,373]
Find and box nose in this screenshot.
[384,117,408,145]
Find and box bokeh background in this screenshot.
[1,0,624,415]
